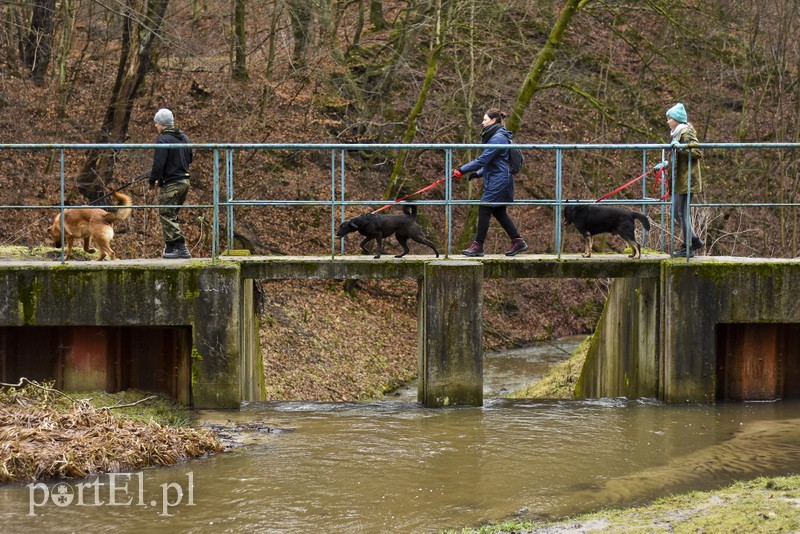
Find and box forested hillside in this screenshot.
[1,0,799,399]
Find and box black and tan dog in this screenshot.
[48,191,132,260]
[336,204,439,259]
[563,204,650,259]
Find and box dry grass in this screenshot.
[0,381,222,484]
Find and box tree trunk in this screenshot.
[507,0,586,132]
[369,0,385,30]
[286,0,312,69]
[22,0,56,85]
[192,0,205,26]
[55,0,77,117]
[77,0,170,201]
[232,0,248,80]
[3,5,21,74]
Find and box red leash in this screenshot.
[652,168,671,201]
[595,169,671,203]
[372,177,447,213]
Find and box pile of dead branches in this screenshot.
[0,379,222,484]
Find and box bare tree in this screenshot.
[286,0,312,69]
[507,0,590,132]
[21,0,56,85]
[384,0,451,200]
[369,0,385,30]
[232,0,248,80]
[77,0,170,200]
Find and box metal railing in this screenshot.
[4,142,800,261]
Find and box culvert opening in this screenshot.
[0,326,192,404]
[716,323,800,401]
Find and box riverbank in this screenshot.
[0,380,222,484]
[450,474,800,533]
[474,341,800,533]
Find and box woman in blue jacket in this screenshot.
[452,108,527,256]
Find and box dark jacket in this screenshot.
[459,124,515,203]
[150,128,192,187]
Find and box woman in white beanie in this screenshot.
[664,103,704,257]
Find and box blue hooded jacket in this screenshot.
[459,124,514,203]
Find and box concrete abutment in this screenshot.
[2,256,798,407]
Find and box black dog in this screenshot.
[563,204,651,259]
[335,205,439,259]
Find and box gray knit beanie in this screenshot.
[154,108,174,126]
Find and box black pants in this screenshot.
[475,205,520,244]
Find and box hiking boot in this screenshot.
[671,246,694,258]
[163,240,192,259]
[505,238,528,256]
[691,237,704,251]
[462,241,484,257]
[161,242,176,258]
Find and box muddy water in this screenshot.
[3,400,800,532]
[2,340,800,532]
[387,338,584,400]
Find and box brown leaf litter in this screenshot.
[0,381,222,484]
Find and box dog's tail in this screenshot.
[634,212,650,231]
[102,191,132,223]
[402,204,418,219]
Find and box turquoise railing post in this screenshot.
[684,150,693,259]
[339,149,346,256]
[641,150,648,249]
[59,148,66,263]
[225,149,234,252]
[555,148,563,258]
[212,149,220,259]
[330,149,336,258]
[669,148,677,254]
[445,148,453,257]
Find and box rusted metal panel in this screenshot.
[717,324,800,400]
[719,324,780,400]
[1,326,192,403]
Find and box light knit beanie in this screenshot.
[666,103,687,123]
[154,108,175,126]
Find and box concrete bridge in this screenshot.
[1,255,798,408]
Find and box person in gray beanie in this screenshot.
[149,108,193,259]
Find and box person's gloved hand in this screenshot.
[468,173,481,181]
[653,161,668,173]
[670,139,680,148]
[450,168,462,180]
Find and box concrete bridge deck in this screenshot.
[0,252,670,278]
[2,254,799,407]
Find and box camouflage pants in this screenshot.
[158,179,190,244]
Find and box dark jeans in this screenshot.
[158,179,190,243]
[673,193,698,244]
[475,205,520,244]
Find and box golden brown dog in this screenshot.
[48,191,132,260]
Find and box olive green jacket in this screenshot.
[671,123,703,194]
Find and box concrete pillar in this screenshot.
[418,260,483,407]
